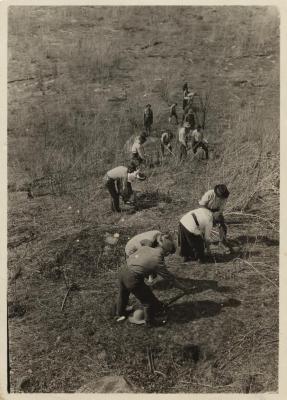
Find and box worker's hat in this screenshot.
[128,309,146,325]
[136,172,147,181]
[214,184,230,199]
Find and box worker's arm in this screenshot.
[203,220,213,254]
[137,144,145,160]
[157,261,188,291]
[198,191,211,207]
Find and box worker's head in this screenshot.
[213,211,225,226]
[146,104,151,108]
[160,236,176,256]
[197,125,202,131]
[183,122,191,130]
[136,172,147,181]
[214,184,229,199]
[139,133,147,144]
[127,160,138,173]
[183,83,188,90]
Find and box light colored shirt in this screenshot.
[178,127,187,146]
[107,166,127,180]
[199,189,227,212]
[161,132,170,144]
[191,129,203,143]
[180,208,213,241]
[126,246,174,281]
[131,140,145,160]
[170,104,177,114]
[127,170,140,183]
[106,166,128,193]
[125,230,161,257]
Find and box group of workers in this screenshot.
[103,82,229,327]
[115,184,230,326]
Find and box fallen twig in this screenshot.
[61,287,71,312]
[233,258,278,288]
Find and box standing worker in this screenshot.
[182,83,190,110]
[104,163,145,213]
[199,184,230,249]
[116,239,187,326]
[178,122,190,161]
[160,129,174,156]
[131,133,147,165]
[169,102,178,125]
[144,104,153,136]
[178,207,223,262]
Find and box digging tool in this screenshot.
[165,289,194,307]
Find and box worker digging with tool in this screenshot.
[131,132,147,166]
[116,238,188,327]
[104,162,146,213]
[160,129,174,157]
[198,184,232,253]
[178,206,225,263]
[125,230,174,283]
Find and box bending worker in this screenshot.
[116,239,187,326]
[199,184,230,248]
[178,207,223,263]
[131,133,147,165]
[191,125,209,159]
[160,129,173,156]
[104,162,145,213]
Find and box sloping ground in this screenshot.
[7,6,279,393]
[8,163,279,393]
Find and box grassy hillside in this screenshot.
[7,6,279,393]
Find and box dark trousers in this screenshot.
[178,222,205,261]
[193,142,209,159]
[179,143,187,161]
[105,178,120,212]
[144,122,152,135]
[169,113,178,124]
[117,267,163,322]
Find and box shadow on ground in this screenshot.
[168,298,241,324]
[135,191,172,210]
[153,277,233,294]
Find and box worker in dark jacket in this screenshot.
[144,104,153,135]
[116,239,187,326]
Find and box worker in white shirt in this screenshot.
[191,125,209,159]
[199,184,230,248]
[104,163,146,212]
[178,122,190,161]
[160,130,173,156]
[131,133,146,165]
[178,207,223,262]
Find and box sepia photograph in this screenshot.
[5,2,280,395]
